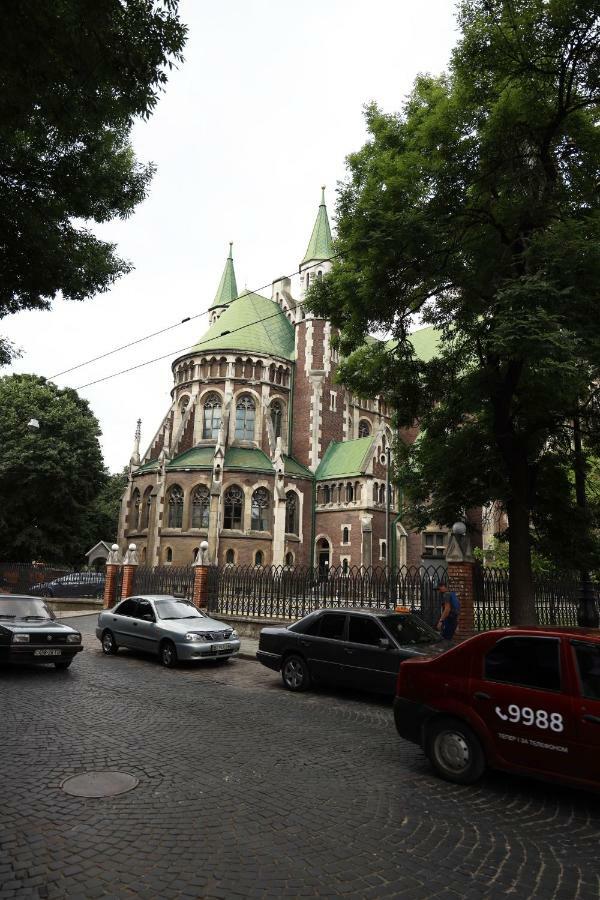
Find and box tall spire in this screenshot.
[210,242,238,311]
[301,186,333,265]
[130,418,142,467]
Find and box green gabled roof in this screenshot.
[136,458,159,473]
[192,290,295,360]
[209,243,238,311]
[284,455,314,479]
[384,325,441,363]
[315,437,373,480]
[224,447,273,472]
[167,447,215,469]
[302,187,333,264]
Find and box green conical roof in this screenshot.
[302,187,333,264]
[191,290,295,360]
[209,242,238,311]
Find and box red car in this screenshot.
[394,626,600,788]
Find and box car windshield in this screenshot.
[154,599,204,620]
[0,598,54,620]
[382,614,441,645]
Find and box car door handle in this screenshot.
[582,714,600,725]
[474,691,491,701]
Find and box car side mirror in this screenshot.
[379,638,392,649]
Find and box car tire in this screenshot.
[159,640,177,668]
[54,659,73,670]
[281,654,311,692]
[426,717,485,785]
[101,630,119,655]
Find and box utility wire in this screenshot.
[52,254,337,381]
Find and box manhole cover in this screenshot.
[61,771,139,798]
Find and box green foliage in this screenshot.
[83,469,128,549]
[0,374,112,564]
[0,1,187,362]
[308,0,600,622]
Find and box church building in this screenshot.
[118,190,444,570]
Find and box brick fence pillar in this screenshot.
[120,543,138,600]
[447,560,476,637]
[192,541,210,609]
[103,544,122,609]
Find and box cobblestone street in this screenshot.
[1,615,600,900]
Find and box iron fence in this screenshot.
[132,565,194,599]
[477,567,585,630]
[207,563,447,625]
[0,562,73,596]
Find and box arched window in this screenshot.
[342,558,349,574]
[254,550,264,567]
[223,485,244,529]
[192,547,199,563]
[342,527,349,544]
[270,401,284,440]
[358,420,371,438]
[379,484,386,505]
[381,541,387,560]
[191,485,210,529]
[202,393,222,440]
[165,546,173,563]
[141,487,152,529]
[251,487,270,531]
[317,270,322,279]
[225,548,235,565]
[285,551,294,567]
[323,485,330,504]
[285,491,299,535]
[346,484,354,503]
[179,395,190,413]
[235,395,256,441]
[130,489,141,530]
[167,485,184,528]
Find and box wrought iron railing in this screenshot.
[206,563,447,625]
[477,567,585,630]
[132,565,194,599]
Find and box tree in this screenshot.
[308,0,600,623]
[0,1,186,361]
[0,374,108,565]
[82,469,128,553]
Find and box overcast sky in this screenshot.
[4,0,459,472]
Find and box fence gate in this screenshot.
[132,566,194,600]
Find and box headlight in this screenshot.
[230,630,238,638]
[185,632,208,642]
[66,633,81,644]
[13,634,29,643]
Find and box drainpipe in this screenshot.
[310,477,316,569]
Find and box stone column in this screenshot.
[446,524,476,636]
[103,544,122,609]
[120,543,139,600]
[192,541,210,609]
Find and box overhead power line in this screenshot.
[52,254,337,382]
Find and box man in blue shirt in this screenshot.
[437,584,460,640]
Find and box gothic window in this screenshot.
[191,485,210,529]
[179,395,190,414]
[323,485,330,504]
[130,489,141,530]
[167,485,184,528]
[223,485,244,530]
[285,551,294,567]
[202,393,222,440]
[251,487,270,531]
[225,548,235,564]
[346,483,354,503]
[358,420,371,438]
[342,527,349,544]
[285,491,299,535]
[165,546,173,563]
[254,550,264,567]
[271,401,284,440]
[141,487,152,529]
[235,395,256,441]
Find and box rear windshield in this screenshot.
[382,614,441,645]
[0,598,54,620]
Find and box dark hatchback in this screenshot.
[0,595,83,670]
[257,607,446,694]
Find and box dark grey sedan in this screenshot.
[96,595,240,667]
[0,594,83,669]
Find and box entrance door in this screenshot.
[317,539,330,576]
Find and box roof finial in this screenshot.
[228,241,233,259]
[321,185,326,205]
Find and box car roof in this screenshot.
[314,607,411,618]
[120,594,190,601]
[480,626,600,641]
[0,594,50,601]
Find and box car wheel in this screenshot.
[54,659,72,671]
[160,640,177,668]
[101,630,118,655]
[281,654,311,692]
[426,717,485,785]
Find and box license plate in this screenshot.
[211,642,234,652]
[34,649,62,657]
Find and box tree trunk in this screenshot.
[506,491,537,625]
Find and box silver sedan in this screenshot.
[96,595,240,667]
